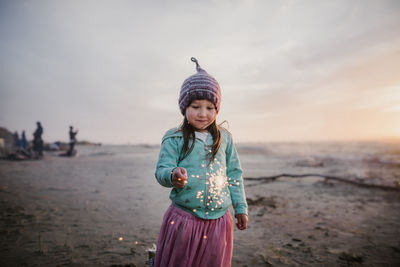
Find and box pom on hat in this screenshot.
[178,57,221,115]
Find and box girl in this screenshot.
[154,58,248,267]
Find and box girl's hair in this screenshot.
[179,117,222,164]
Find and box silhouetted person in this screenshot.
[13,131,21,149]
[33,121,44,157]
[21,130,28,149]
[67,126,78,156]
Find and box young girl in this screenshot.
[154,58,248,267]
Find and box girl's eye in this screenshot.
[191,105,199,109]
[207,107,215,110]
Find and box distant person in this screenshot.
[67,126,78,156]
[13,131,21,149]
[21,130,28,149]
[154,58,248,267]
[33,121,44,157]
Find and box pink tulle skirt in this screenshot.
[154,204,233,267]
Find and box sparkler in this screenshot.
[189,159,241,213]
[199,160,238,210]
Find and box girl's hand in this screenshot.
[171,167,188,188]
[235,214,248,230]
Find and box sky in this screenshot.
[1,0,400,144]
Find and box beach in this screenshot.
[1,142,400,266]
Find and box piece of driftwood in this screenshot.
[244,173,400,191]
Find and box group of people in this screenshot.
[12,121,78,159]
[12,130,28,150]
[10,57,247,266]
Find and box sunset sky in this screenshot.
[1,0,400,144]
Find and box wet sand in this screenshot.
[1,144,400,266]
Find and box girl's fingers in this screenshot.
[180,172,187,182]
[172,167,188,188]
[235,215,248,230]
[173,178,186,188]
[241,221,247,230]
[177,168,188,179]
[237,217,244,229]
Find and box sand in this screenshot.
[1,143,400,266]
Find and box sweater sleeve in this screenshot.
[155,137,180,188]
[225,133,248,215]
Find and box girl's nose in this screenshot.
[199,108,207,116]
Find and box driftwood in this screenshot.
[244,173,400,192]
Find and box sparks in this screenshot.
[206,164,230,209]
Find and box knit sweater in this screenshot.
[155,127,248,219]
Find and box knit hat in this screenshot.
[178,57,221,115]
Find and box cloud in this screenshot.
[1,0,400,143]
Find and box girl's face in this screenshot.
[185,99,217,132]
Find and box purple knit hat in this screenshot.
[179,57,221,115]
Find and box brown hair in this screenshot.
[178,117,222,164]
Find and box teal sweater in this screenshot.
[155,127,248,219]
